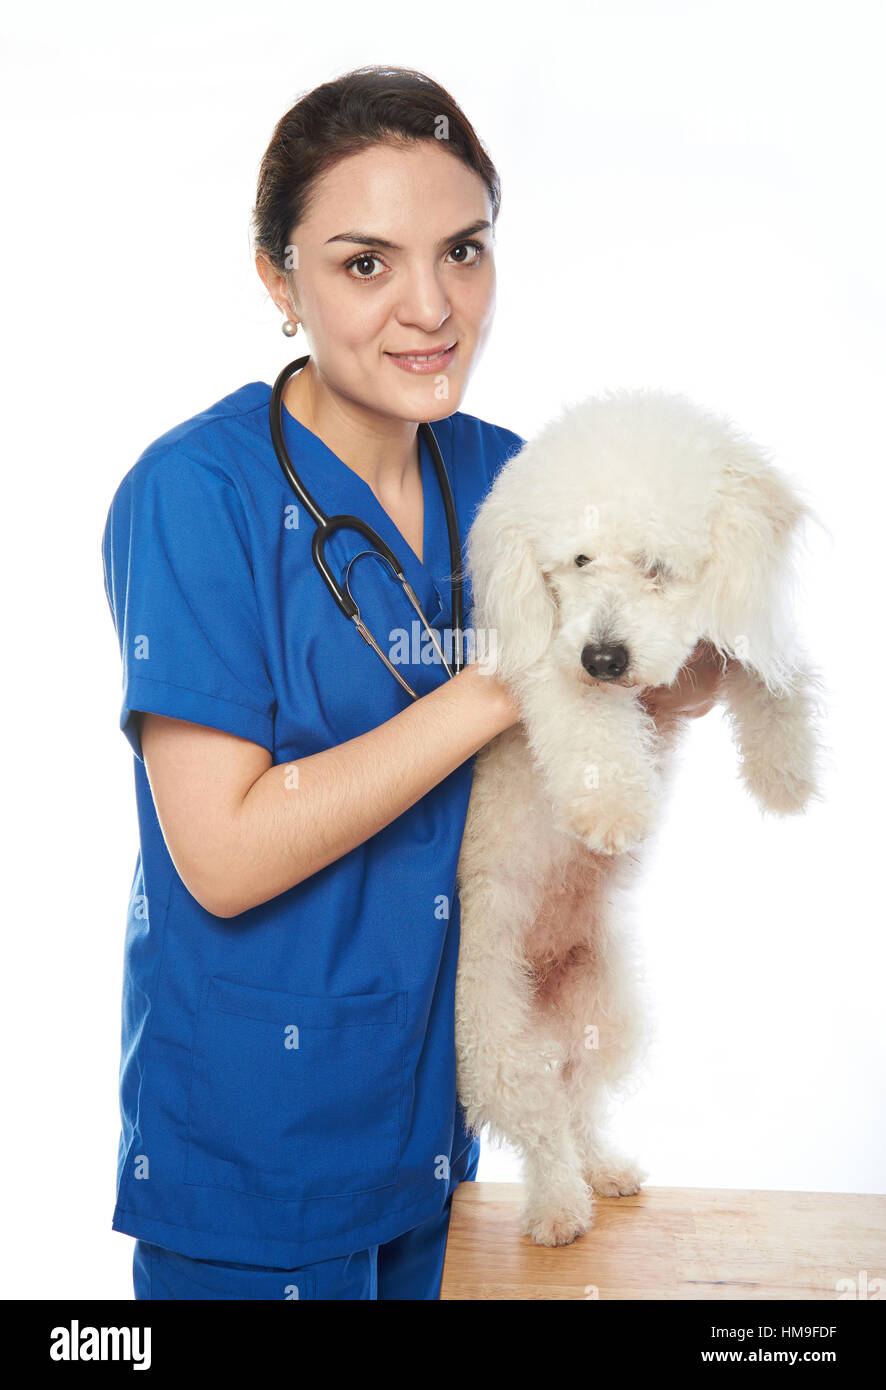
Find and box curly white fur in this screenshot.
[454,388,825,1247]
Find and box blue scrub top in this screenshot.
[101,374,525,1267]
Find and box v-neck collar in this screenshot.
[277,398,447,629]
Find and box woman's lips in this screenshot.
[385,342,457,374]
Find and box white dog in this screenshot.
[454,388,824,1247]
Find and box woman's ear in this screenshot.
[697,442,816,695]
[466,490,557,684]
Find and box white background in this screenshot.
[1,0,882,1298]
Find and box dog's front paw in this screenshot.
[519,1186,594,1247]
[741,755,818,816]
[564,791,654,855]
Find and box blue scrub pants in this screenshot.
[132,1141,479,1301]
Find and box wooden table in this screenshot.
[439,1183,886,1300]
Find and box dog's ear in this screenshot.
[697,439,814,695]
[466,486,557,684]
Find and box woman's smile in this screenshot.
[384,341,457,373]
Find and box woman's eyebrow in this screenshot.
[325,220,492,250]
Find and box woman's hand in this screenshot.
[639,640,728,722]
[457,661,522,732]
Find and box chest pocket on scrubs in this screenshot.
[184,976,406,1200]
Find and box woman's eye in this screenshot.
[346,239,485,282]
[575,554,592,567]
[346,253,386,281]
[447,241,482,266]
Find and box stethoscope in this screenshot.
[269,355,465,699]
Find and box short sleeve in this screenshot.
[102,449,277,763]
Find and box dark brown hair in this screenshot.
[251,65,501,273]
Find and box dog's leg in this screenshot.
[517,667,662,856]
[581,1141,648,1197]
[718,656,824,814]
[565,994,650,1200]
[456,730,594,1246]
[540,854,652,1199]
[456,896,594,1244]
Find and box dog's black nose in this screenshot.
[581,643,629,680]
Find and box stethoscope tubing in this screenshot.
[269,355,465,690]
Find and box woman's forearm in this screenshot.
[214,662,517,917]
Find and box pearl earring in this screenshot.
[281,319,299,338]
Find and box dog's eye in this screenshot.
[637,557,669,583]
[574,554,592,568]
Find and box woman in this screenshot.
[102,65,723,1301]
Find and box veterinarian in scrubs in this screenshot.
[101,69,526,1301]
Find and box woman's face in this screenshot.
[261,140,496,423]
